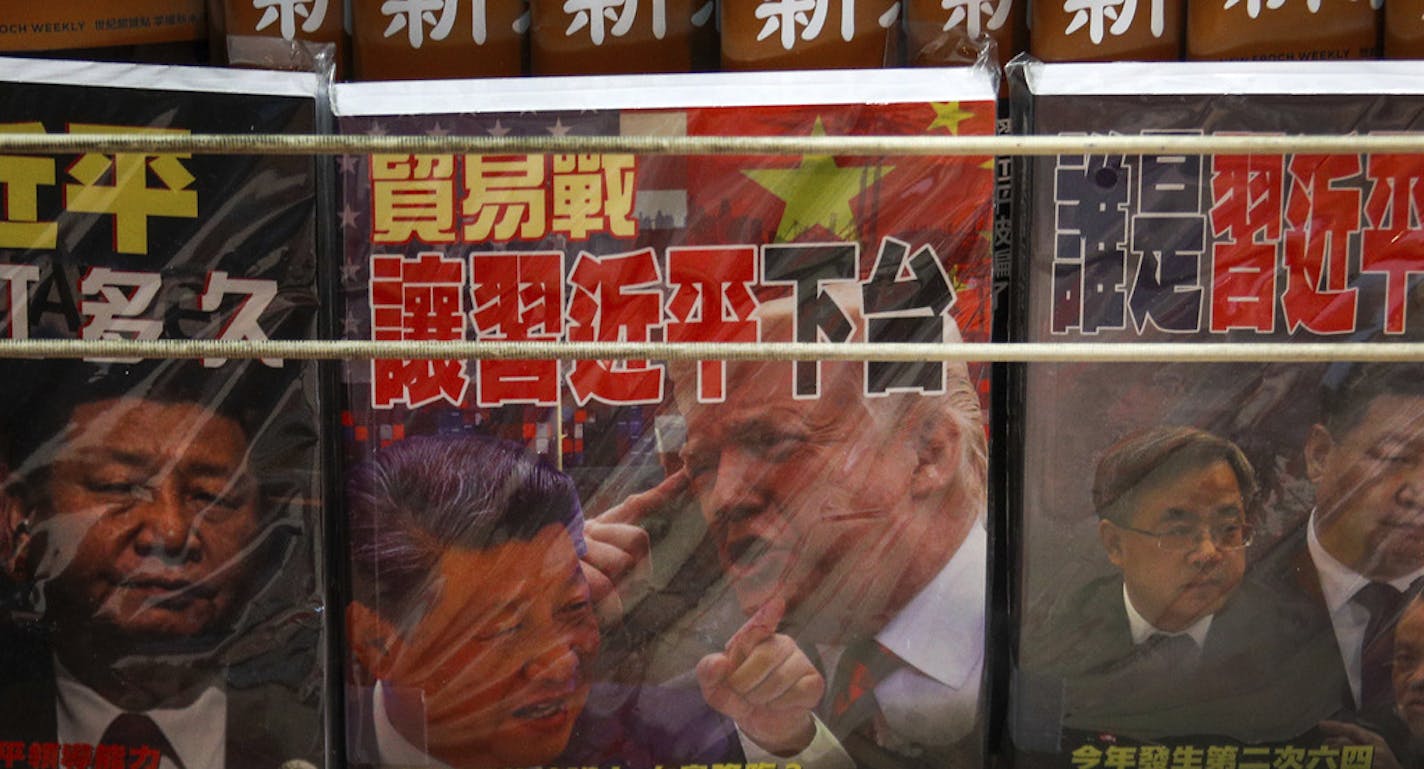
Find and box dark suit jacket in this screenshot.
[1250,526,1359,713]
[347,681,744,769]
[0,624,324,769]
[1022,570,1345,743]
[1348,706,1424,769]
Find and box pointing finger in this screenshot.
[598,469,690,525]
[726,597,786,666]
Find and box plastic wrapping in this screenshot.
[333,67,996,769]
[905,0,1026,70]
[1009,59,1424,768]
[219,0,348,78]
[0,57,330,769]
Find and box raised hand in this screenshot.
[697,598,824,756]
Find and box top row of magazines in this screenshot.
[1,54,1423,769]
[2,0,1423,79]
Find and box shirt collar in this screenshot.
[373,680,445,768]
[1121,583,1213,647]
[1308,509,1424,613]
[875,518,986,690]
[54,656,226,769]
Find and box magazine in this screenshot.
[1010,59,1424,769]
[0,57,331,769]
[334,67,997,769]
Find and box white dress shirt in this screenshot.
[1306,510,1424,706]
[54,657,226,769]
[371,681,442,768]
[1122,583,1213,648]
[376,678,849,769]
[736,520,988,765]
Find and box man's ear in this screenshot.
[1305,423,1335,485]
[909,405,963,500]
[346,601,399,683]
[1099,519,1126,570]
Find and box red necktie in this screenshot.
[99,713,184,769]
[829,639,900,735]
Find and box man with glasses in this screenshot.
[1027,425,1287,739]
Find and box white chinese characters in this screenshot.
[381,0,492,47]
[939,0,1011,36]
[564,0,667,44]
[252,0,330,39]
[754,0,898,50]
[1062,0,1164,43]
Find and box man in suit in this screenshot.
[0,360,322,769]
[590,291,987,769]
[1256,361,1424,722]
[1028,426,1309,740]
[1316,587,1424,769]
[344,433,827,769]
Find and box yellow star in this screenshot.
[929,102,976,135]
[742,118,893,242]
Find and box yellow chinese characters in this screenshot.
[370,153,638,245]
[1071,743,1374,769]
[64,124,198,255]
[1,123,197,255]
[0,123,58,250]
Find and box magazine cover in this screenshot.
[0,58,331,769]
[1009,60,1424,768]
[0,2,205,52]
[333,68,996,769]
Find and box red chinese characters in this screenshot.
[665,245,760,402]
[1209,153,1283,333]
[470,252,564,407]
[1281,154,1362,335]
[1362,152,1424,334]
[567,248,666,406]
[369,252,471,409]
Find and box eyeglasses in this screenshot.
[1113,522,1255,552]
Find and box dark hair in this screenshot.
[1093,426,1257,525]
[346,434,584,624]
[1321,362,1424,438]
[2,359,295,514]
